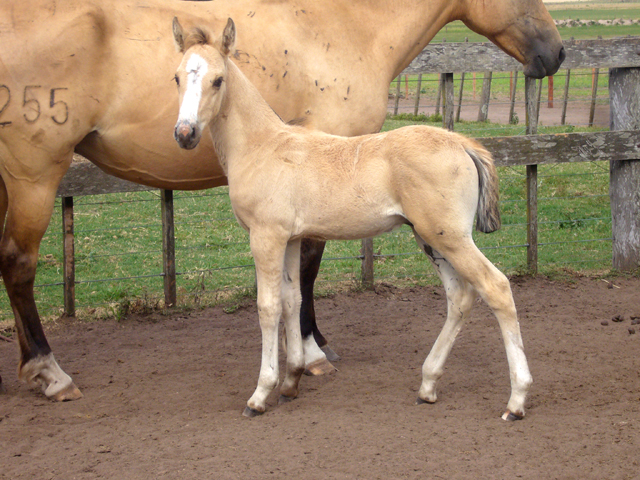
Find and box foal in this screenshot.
[172,18,532,420]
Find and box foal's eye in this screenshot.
[212,76,223,88]
[174,75,180,87]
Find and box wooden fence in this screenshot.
[57,37,640,315]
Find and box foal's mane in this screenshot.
[183,27,213,50]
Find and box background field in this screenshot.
[0,2,638,327]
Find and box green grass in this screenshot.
[0,3,633,323]
[18,118,612,324]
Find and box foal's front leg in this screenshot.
[244,231,288,417]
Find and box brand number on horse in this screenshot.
[0,85,69,127]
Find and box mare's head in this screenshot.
[457,0,565,78]
[173,17,236,150]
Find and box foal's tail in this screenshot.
[464,142,501,233]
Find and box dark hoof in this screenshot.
[242,406,264,418]
[416,397,436,405]
[278,394,295,405]
[501,410,524,421]
[321,345,341,362]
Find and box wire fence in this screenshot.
[0,67,616,323]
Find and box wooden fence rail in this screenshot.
[56,38,640,315]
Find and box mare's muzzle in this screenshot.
[174,121,201,150]
[524,43,566,79]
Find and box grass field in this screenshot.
[432,2,640,42]
[0,2,636,324]
[19,121,611,324]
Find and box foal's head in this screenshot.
[173,17,236,150]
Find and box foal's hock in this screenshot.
[172,18,532,421]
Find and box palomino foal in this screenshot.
[172,18,532,420]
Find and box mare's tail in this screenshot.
[464,142,501,233]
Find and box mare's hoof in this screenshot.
[321,345,341,362]
[304,358,338,376]
[50,383,83,402]
[242,406,264,418]
[278,394,295,405]
[501,410,524,421]
[416,396,436,405]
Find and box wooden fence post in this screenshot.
[509,71,518,124]
[589,68,599,127]
[414,74,422,115]
[62,196,75,317]
[360,238,374,290]
[442,72,454,131]
[477,71,492,122]
[525,76,539,274]
[455,38,468,123]
[393,75,401,115]
[609,67,640,271]
[548,76,554,108]
[435,74,443,115]
[161,189,177,307]
[456,72,465,122]
[561,69,571,125]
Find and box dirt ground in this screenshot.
[1,274,639,479]
[389,95,610,128]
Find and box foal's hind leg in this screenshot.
[299,239,339,375]
[279,239,306,403]
[425,236,532,420]
[413,233,478,405]
[0,152,81,400]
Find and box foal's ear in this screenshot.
[220,18,236,56]
[173,17,185,52]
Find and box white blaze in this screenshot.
[178,53,208,123]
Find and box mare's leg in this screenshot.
[299,238,338,375]
[418,231,532,420]
[0,151,81,400]
[279,239,305,403]
[413,233,478,406]
[0,177,6,392]
[244,230,287,417]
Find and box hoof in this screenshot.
[321,345,341,362]
[501,410,524,421]
[304,358,338,376]
[50,383,83,402]
[278,394,295,405]
[416,396,436,405]
[242,406,264,418]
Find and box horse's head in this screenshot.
[173,17,236,150]
[457,0,565,78]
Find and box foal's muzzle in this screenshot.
[174,121,201,150]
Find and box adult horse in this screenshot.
[0,0,564,400]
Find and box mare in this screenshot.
[0,0,563,401]
[173,18,531,420]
